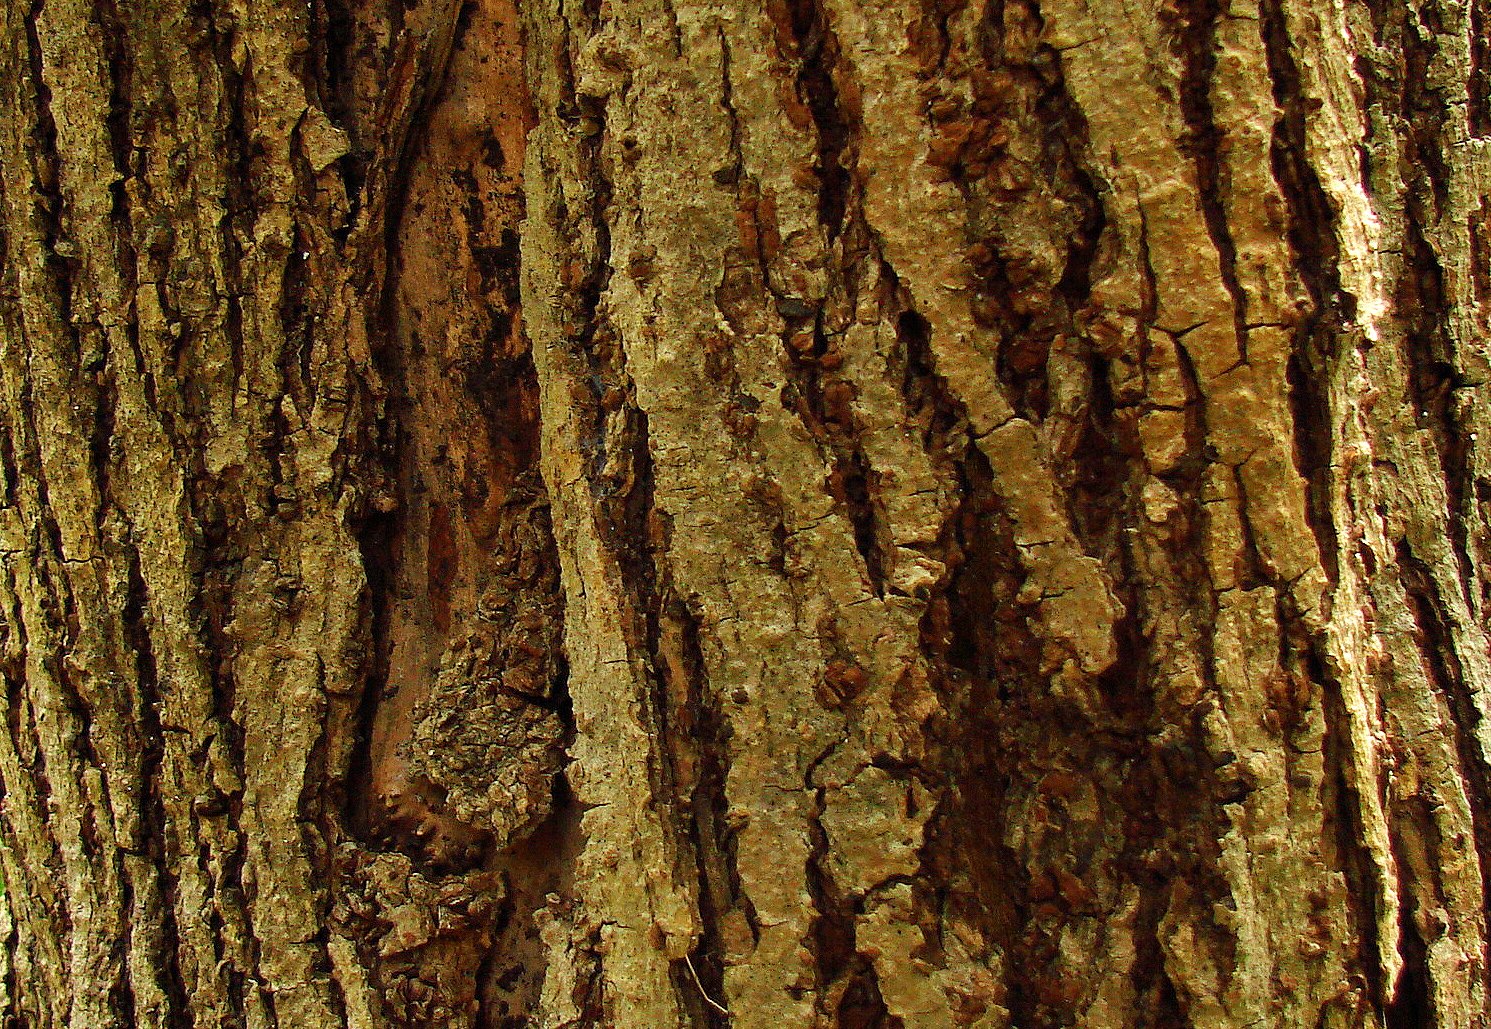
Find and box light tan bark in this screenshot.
[0,0,1488,1025]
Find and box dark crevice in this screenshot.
[671,602,737,1029]
[1283,349,1340,584]
[585,380,737,1027]
[367,0,466,339]
[108,869,138,1026]
[1065,347,1138,593]
[0,870,23,1029]
[836,964,901,1029]
[1130,879,1186,1026]
[122,549,193,1029]
[804,772,863,1021]
[835,449,885,595]
[964,0,1103,426]
[551,25,741,1023]
[728,10,886,598]
[338,484,388,840]
[1397,2,1450,214]
[1228,464,1271,589]
[1395,540,1491,953]
[1308,633,1388,1009]
[1383,801,1435,1029]
[752,1,897,604]
[789,0,851,234]
[780,310,887,597]
[905,308,1101,1029]
[21,0,93,577]
[1358,0,1475,613]
[0,425,19,511]
[306,0,359,135]
[277,220,314,417]
[90,0,138,311]
[1471,199,1491,312]
[1169,0,1249,361]
[900,4,1242,1004]
[1400,216,1473,610]
[22,0,77,360]
[478,774,585,1026]
[1259,0,1349,586]
[1160,336,1222,694]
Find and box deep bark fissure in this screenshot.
[91,0,137,357]
[21,0,76,364]
[189,0,257,390]
[1360,0,1479,616]
[1401,213,1474,606]
[1170,0,1249,363]
[1160,333,1223,683]
[476,779,585,1024]
[586,362,737,1026]
[779,310,889,597]
[971,0,1106,428]
[1258,0,1348,586]
[1395,540,1491,952]
[781,0,851,236]
[1128,200,1234,1029]
[0,415,19,511]
[670,598,737,1029]
[305,0,359,143]
[746,10,890,599]
[0,889,22,1029]
[1303,630,1387,1008]
[584,366,734,1022]
[0,563,63,989]
[1384,802,1436,1029]
[1397,2,1450,214]
[898,308,1052,1027]
[562,6,613,494]
[803,741,897,1029]
[121,548,193,1029]
[1068,348,1141,665]
[218,814,257,1022]
[1283,345,1340,583]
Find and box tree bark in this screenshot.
[1,0,1489,1025]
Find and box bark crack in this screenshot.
[1259,0,1352,588]
[1170,0,1250,365]
[1395,539,1491,957]
[122,547,193,1029]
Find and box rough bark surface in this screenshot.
[0,0,1489,1026]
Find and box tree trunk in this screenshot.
[1,0,1489,1024]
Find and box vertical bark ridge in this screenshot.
[521,1,712,1022]
[2,0,386,1019]
[1350,0,1491,1018]
[3,4,135,1024]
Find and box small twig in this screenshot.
[683,953,730,1018]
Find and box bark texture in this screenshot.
[0,0,1489,1025]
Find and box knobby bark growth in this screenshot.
[0,0,1488,1025]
